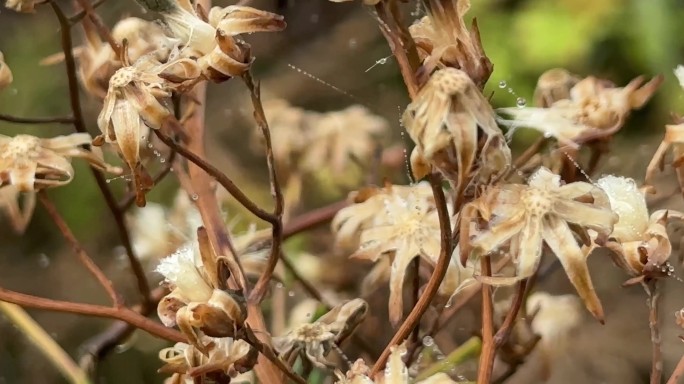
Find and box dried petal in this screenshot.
[0,51,12,91]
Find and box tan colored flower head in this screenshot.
[156,235,247,353]
[409,0,492,88]
[533,68,580,107]
[273,299,368,368]
[598,175,683,284]
[335,342,457,384]
[0,133,121,192]
[300,105,387,175]
[4,0,36,12]
[0,51,12,91]
[498,74,662,147]
[460,167,617,321]
[403,68,511,194]
[159,335,256,382]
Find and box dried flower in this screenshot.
[0,185,35,234]
[301,105,387,174]
[156,236,246,353]
[403,68,511,193]
[460,167,617,321]
[273,299,368,368]
[597,175,683,284]
[0,133,121,192]
[159,335,256,382]
[0,51,12,91]
[533,68,580,107]
[4,0,36,12]
[409,0,492,88]
[498,74,662,147]
[334,343,456,384]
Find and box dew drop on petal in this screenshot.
[516,97,527,108]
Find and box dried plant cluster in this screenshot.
[2,0,684,384]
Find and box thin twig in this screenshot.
[0,287,184,343]
[72,0,120,57]
[369,174,452,377]
[494,280,527,348]
[154,128,278,225]
[49,0,151,309]
[244,71,284,304]
[68,0,106,25]
[477,257,495,384]
[667,352,684,384]
[282,200,349,239]
[0,114,75,125]
[0,302,92,384]
[645,281,663,384]
[38,191,121,307]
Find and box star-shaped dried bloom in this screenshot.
[409,0,492,88]
[0,133,121,192]
[273,299,368,368]
[4,0,36,12]
[0,51,12,91]
[597,175,683,284]
[300,105,387,174]
[460,167,617,321]
[335,343,457,384]
[156,233,247,353]
[159,335,256,382]
[0,185,35,234]
[403,68,511,194]
[498,74,662,147]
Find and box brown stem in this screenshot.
[154,128,277,225]
[243,71,284,305]
[477,257,495,384]
[0,114,75,125]
[50,0,151,309]
[282,200,349,239]
[72,0,120,58]
[38,191,121,307]
[493,280,527,348]
[369,174,452,377]
[667,352,684,384]
[645,281,663,384]
[78,287,167,371]
[68,0,106,25]
[0,287,184,343]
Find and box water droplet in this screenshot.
[38,254,50,268]
[106,179,111,184]
[191,194,198,201]
[516,97,527,108]
[348,39,357,49]
[287,291,295,297]
[422,336,434,347]
[275,282,284,289]
[507,88,515,94]
[147,143,153,149]
[377,58,387,65]
[160,158,166,163]
[498,80,507,88]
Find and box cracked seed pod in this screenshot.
[0,133,121,192]
[598,175,684,284]
[159,335,257,383]
[499,73,662,147]
[460,167,617,322]
[409,0,492,88]
[273,299,368,368]
[403,68,511,194]
[156,231,247,353]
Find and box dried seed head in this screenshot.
[0,51,12,91]
[499,74,662,146]
[0,133,121,192]
[403,68,510,194]
[533,68,580,107]
[410,0,492,88]
[157,247,214,303]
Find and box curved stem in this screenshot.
[369,174,452,376]
[477,257,495,384]
[38,191,121,307]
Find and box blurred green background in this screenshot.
[1,0,684,383]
